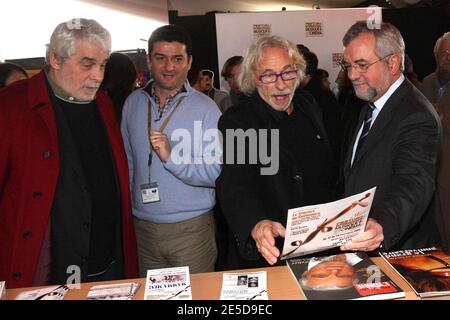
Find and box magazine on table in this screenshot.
[286,252,405,300]
[220,271,268,300]
[86,282,141,300]
[144,266,192,300]
[380,247,450,298]
[281,187,376,259]
[14,284,69,300]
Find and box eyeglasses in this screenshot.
[438,49,450,57]
[340,54,393,74]
[258,69,298,84]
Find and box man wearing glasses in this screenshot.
[340,21,442,253]
[216,35,337,268]
[421,32,450,251]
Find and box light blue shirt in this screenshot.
[351,74,405,166]
[121,81,222,223]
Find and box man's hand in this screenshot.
[150,130,170,162]
[340,218,384,252]
[251,219,286,265]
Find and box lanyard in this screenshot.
[147,96,185,182]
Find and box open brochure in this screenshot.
[14,285,69,300]
[144,266,192,300]
[86,282,140,300]
[286,252,405,300]
[281,187,376,259]
[380,247,450,298]
[220,271,268,300]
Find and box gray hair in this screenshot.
[434,32,450,61]
[237,35,305,96]
[343,21,405,72]
[46,18,111,63]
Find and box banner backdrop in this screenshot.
[215,7,382,91]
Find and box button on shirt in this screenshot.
[351,74,405,166]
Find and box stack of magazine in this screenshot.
[380,247,450,298]
[86,282,141,300]
[15,285,70,300]
[286,252,405,300]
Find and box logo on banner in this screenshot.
[332,53,344,68]
[305,22,323,37]
[253,24,272,38]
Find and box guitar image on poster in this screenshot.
[281,187,376,259]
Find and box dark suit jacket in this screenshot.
[344,78,442,251]
[216,89,337,266]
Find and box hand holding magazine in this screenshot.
[281,187,376,259]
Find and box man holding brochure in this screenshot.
[216,35,337,268]
[340,21,441,252]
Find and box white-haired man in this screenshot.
[216,35,337,268]
[0,18,138,288]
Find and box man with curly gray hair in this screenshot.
[0,18,138,288]
[216,35,337,269]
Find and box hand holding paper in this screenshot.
[340,218,384,252]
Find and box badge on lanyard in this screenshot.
[140,182,160,203]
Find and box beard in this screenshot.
[353,82,378,101]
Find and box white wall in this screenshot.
[215,7,382,90]
[0,0,169,61]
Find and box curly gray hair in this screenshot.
[46,18,111,64]
[237,35,305,96]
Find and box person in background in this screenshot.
[216,35,337,268]
[121,25,221,276]
[316,68,331,91]
[0,62,28,88]
[421,31,450,250]
[101,52,137,123]
[194,69,229,108]
[340,21,441,253]
[300,50,342,162]
[403,54,422,89]
[0,18,139,288]
[219,55,245,113]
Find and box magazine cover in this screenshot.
[220,271,268,300]
[281,187,376,259]
[144,266,192,300]
[380,247,450,298]
[286,252,405,300]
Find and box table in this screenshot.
[4,257,448,300]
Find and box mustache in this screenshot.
[83,84,100,89]
[271,90,292,96]
[352,81,367,86]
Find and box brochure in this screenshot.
[86,282,141,300]
[220,271,268,300]
[281,187,376,259]
[14,284,69,300]
[144,266,192,300]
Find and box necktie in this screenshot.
[355,102,375,155]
